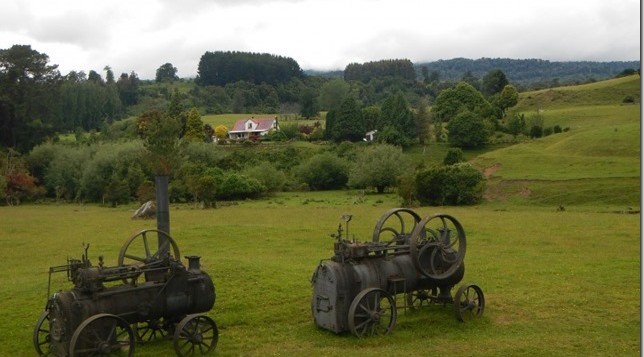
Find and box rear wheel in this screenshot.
[33,311,51,356]
[69,313,134,357]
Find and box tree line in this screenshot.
[0,44,597,207]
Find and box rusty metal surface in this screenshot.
[34,176,218,356]
[311,208,484,337]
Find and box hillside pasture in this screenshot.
[0,198,639,356]
[475,75,640,208]
[515,75,641,109]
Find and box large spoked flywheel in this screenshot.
[410,214,466,281]
[372,208,422,244]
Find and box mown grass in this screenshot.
[0,196,639,356]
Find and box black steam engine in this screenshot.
[33,177,218,356]
[311,208,485,337]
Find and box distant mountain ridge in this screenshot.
[305,58,640,88]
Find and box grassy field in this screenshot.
[472,75,640,209]
[2,75,640,356]
[0,194,639,356]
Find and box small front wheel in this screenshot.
[453,284,485,322]
[173,314,218,356]
[348,288,397,337]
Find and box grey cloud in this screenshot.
[27,13,109,48]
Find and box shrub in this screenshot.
[217,173,265,200]
[529,125,543,138]
[415,163,485,205]
[348,144,407,193]
[443,148,464,165]
[295,153,349,190]
[243,162,286,193]
[553,125,562,134]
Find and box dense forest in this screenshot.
[308,58,640,89]
[0,44,639,207]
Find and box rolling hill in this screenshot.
[471,75,640,209]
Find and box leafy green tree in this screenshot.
[104,173,130,207]
[446,110,488,148]
[379,93,415,141]
[184,107,205,142]
[0,45,61,152]
[300,87,319,118]
[296,153,349,190]
[376,125,410,147]
[329,97,365,142]
[87,70,103,84]
[431,82,490,123]
[319,79,350,111]
[156,63,179,82]
[138,109,182,175]
[481,69,509,97]
[461,70,480,90]
[396,173,417,207]
[361,105,380,131]
[491,84,519,117]
[414,100,431,144]
[215,125,228,142]
[415,163,485,205]
[104,66,115,84]
[443,148,464,165]
[116,71,139,106]
[348,144,407,193]
[506,113,526,136]
[43,145,91,201]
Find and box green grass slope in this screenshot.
[472,75,640,209]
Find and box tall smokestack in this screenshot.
[155,175,170,254]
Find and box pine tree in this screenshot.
[183,107,205,142]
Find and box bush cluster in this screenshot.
[14,141,488,207]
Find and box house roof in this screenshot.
[230,118,277,133]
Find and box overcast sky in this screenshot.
[0,0,640,79]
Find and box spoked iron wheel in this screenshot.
[348,288,397,337]
[453,284,485,322]
[33,311,51,356]
[134,318,170,343]
[410,214,466,281]
[372,208,422,245]
[69,313,134,357]
[118,229,181,267]
[173,314,218,356]
[406,288,437,310]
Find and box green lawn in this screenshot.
[0,196,640,356]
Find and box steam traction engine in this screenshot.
[33,229,218,356]
[311,208,485,337]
